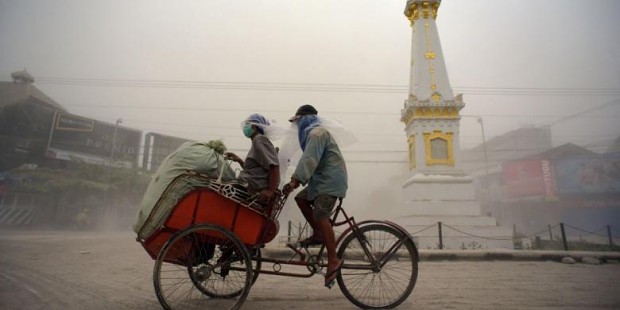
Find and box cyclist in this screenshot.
[283,104,347,288]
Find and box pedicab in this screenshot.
[136,168,419,310]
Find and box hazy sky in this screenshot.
[1,0,619,154]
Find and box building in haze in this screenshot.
[0,70,142,227]
[0,69,67,171]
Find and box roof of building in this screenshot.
[523,143,596,160]
[0,80,66,111]
[462,126,553,163]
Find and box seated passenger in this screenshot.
[225,114,281,204]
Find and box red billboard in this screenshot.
[502,159,557,200]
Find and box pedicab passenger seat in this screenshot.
[137,171,283,260]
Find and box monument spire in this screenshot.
[405,0,454,102]
[395,1,512,250]
[401,0,465,175]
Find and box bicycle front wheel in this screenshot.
[336,224,418,309]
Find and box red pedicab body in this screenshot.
[138,173,280,265]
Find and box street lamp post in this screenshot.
[477,117,490,183]
[103,118,122,228]
[109,118,123,165]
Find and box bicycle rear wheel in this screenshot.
[188,246,261,298]
[153,224,252,310]
[336,224,418,309]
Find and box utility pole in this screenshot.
[110,118,123,166]
[477,117,490,183]
[102,118,122,229]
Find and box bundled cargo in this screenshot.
[133,140,235,240]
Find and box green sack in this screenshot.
[133,141,235,240]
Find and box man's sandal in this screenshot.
[324,260,344,289]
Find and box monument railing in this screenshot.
[279,220,619,251]
[408,222,618,251]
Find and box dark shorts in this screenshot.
[295,188,338,220]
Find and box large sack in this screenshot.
[133,141,235,240]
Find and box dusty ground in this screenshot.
[0,230,619,310]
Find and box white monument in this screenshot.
[396,0,512,249]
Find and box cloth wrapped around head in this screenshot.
[297,114,320,151]
[241,113,286,140]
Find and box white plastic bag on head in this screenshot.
[277,116,357,185]
[318,116,357,148]
[277,123,301,185]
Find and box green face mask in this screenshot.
[242,123,254,138]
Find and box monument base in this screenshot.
[394,173,513,249]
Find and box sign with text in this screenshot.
[46,113,142,167]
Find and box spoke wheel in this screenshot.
[188,246,262,298]
[336,224,418,309]
[154,224,252,310]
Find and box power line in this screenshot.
[3,74,620,96]
[6,75,617,153]
[66,104,400,115]
[86,117,617,152]
[92,116,618,139]
[546,98,620,127]
[85,116,617,140]
[66,103,620,120]
[92,116,405,138]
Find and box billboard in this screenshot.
[46,112,142,167]
[554,153,620,195]
[502,159,557,200]
[143,132,190,171]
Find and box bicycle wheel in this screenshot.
[154,224,252,310]
[336,224,418,309]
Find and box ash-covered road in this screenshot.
[1,230,619,309]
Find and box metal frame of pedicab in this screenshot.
[137,171,420,310]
